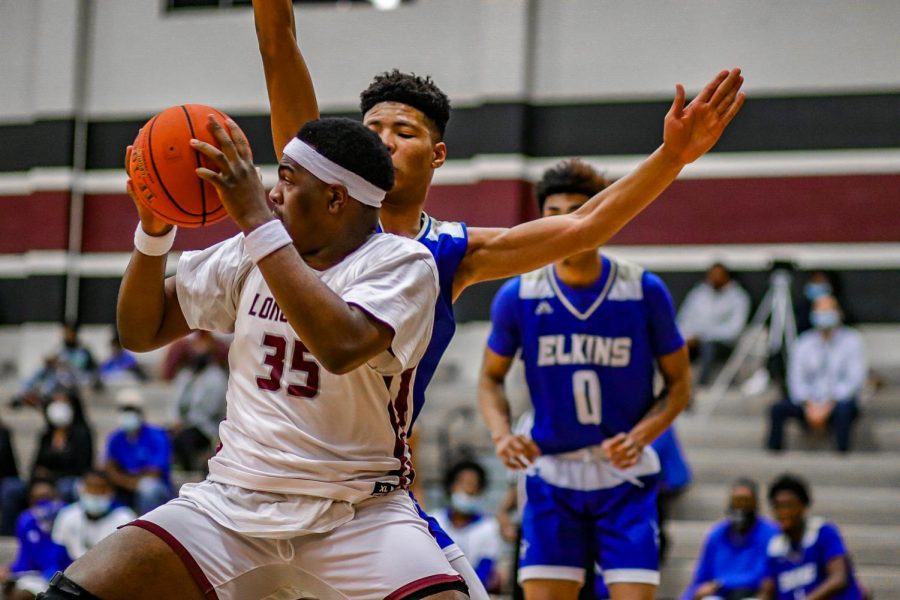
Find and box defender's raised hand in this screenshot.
[191,116,271,232]
[662,68,745,165]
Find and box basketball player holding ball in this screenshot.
[39,116,472,599]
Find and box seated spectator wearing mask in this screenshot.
[760,474,866,600]
[677,263,750,385]
[30,389,94,503]
[170,337,227,472]
[51,470,135,560]
[767,296,865,453]
[682,478,778,600]
[98,335,147,386]
[57,322,100,389]
[0,417,26,536]
[9,355,78,411]
[433,460,503,591]
[103,389,173,514]
[1,479,70,599]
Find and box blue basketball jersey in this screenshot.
[487,256,684,455]
[765,518,864,600]
[379,213,468,426]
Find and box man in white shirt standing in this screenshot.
[677,263,750,384]
[767,295,866,453]
[41,118,468,600]
[52,471,135,561]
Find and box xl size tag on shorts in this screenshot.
[373,482,398,495]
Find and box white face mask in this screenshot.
[119,410,142,433]
[79,493,112,518]
[47,401,74,428]
[450,492,483,515]
[811,309,840,330]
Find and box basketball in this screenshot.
[129,104,231,227]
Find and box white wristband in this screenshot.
[244,219,292,264]
[133,223,177,256]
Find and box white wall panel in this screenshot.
[531,0,900,102]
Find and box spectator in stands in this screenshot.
[677,263,750,385]
[682,478,778,600]
[104,388,173,514]
[760,474,865,600]
[798,270,845,333]
[51,470,135,561]
[57,323,99,388]
[170,334,227,472]
[434,460,502,591]
[98,334,147,386]
[160,330,229,382]
[9,355,77,411]
[767,295,866,453]
[30,389,94,502]
[0,479,70,599]
[0,418,26,536]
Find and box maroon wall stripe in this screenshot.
[0,192,70,252]
[81,194,239,253]
[0,174,898,253]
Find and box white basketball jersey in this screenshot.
[175,232,439,504]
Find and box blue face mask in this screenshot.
[804,282,832,302]
[810,309,840,330]
[450,492,483,515]
[80,493,112,518]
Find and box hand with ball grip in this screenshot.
[125,144,174,238]
[191,116,272,235]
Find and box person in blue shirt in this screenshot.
[478,159,691,600]
[4,479,71,598]
[760,474,865,600]
[103,389,173,515]
[682,478,778,600]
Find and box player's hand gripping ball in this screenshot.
[129,104,232,227]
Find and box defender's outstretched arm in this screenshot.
[253,0,319,157]
[454,68,745,300]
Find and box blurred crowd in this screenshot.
[0,262,880,599]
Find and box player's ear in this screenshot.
[431,141,447,170]
[327,184,349,213]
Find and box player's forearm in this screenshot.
[256,245,390,374]
[478,374,513,441]
[574,146,684,247]
[117,252,171,352]
[630,357,691,447]
[254,0,319,158]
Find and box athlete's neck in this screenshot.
[554,251,603,288]
[299,231,375,271]
[379,202,426,238]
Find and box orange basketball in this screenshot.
[129,104,231,227]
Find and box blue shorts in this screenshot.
[409,491,463,561]
[519,472,660,586]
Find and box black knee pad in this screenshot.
[37,572,102,600]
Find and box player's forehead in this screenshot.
[278,155,323,187]
[543,192,589,210]
[363,101,430,130]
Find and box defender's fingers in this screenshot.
[709,68,742,107]
[694,69,729,104]
[667,83,686,118]
[720,92,746,128]
[226,119,253,162]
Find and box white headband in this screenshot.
[282,138,386,208]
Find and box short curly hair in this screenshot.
[360,69,451,140]
[768,473,811,506]
[535,159,608,212]
[298,118,394,193]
